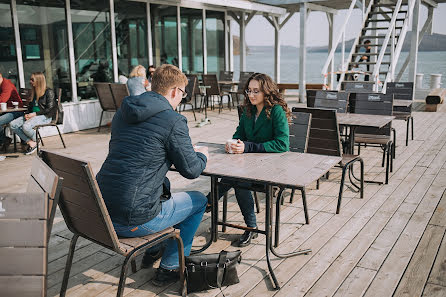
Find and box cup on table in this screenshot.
[226,139,238,154]
[0,102,7,111]
[12,102,19,109]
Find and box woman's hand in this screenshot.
[24,112,36,120]
[231,139,245,154]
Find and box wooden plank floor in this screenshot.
[1,98,445,297]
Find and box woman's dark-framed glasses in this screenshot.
[245,89,261,95]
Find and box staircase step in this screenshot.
[352,53,391,56]
[360,35,392,39]
[367,18,406,22]
[372,4,396,8]
[350,62,391,65]
[356,44,382,47]
[362,26,403,31]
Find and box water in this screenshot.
[233,48,446,88]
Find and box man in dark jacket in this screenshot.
[96,64,209,286]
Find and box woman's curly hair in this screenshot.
[242,73,292,122]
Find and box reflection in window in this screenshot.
[151,5,178,68]
[114,0,148,77]
[181,8,203,74]
[0,3,18,87]
[206,11,225,74]
[71,0,112,100]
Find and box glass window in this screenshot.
[16,0,72,101]
[71,0,112,100]
[114,0,148,77]
[0,2,18,88]
[180,8,203,74]
[151,4,178,68]
[206,11,225,74]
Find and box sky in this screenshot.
[236,3,446,47]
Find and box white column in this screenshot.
[229,18,234,72]
[327,13,334,89]
[147,1,153,66]
[299,3,307,103]
[408,0,420,84]
[202,9,207,74]
[176,5,182,71]
[240,12,246,72]
[11,0,25,88]
[273,17,280,83]
[109,0,118,82]
[65,0,78,102]
[224,11,229,71]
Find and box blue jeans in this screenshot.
[10,114,51,143]
[0,111,24,143]
[113,191,207,270]
[209,179,257,228]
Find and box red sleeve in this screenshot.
[0,81,13,103]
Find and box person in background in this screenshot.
[0,72,24,150]
[206,73,291,247]
[9,72,56,155]
[359,40,371,81]
[118,69,128,84]
[127,65,149,96]
[147,65,156,83]
[97,64,209,286]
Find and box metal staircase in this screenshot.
[322,0,416,92]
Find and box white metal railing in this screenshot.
[321,0,374,90]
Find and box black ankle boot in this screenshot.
[238,230,258,247]
[141,247,164,269]
[152,267,179,287]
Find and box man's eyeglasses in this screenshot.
[177,87,187,99]
[245,89,261,96]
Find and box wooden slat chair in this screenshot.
[352,93,395,184]
[343,81,374,93]
[202,74,232,113]
[178,75,197,121]
[0,193,48,297]
[94,82,117,132]
[35,88,67,153]
[230,71,254,106]
[186,74,202,114]
[110,83,130,109]
[292,107,364,213]
[219,71,234,81]
[386,82,414,146]
[19,87,32,106]
[40,150,186,297]
[314,90,349,113]
[306,89,318,108]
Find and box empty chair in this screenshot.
[230,71,254,106]
[306,89,318,108]
[19,87,32,106]
[94,82,117,132]
[386,82,414,146]
[352,92,394,184]
[178,75,197,121]
[202,74,231,113]
[110,83,130,109]
[40,150,186,297]
[219,71,234,81]
[314,90,349,113]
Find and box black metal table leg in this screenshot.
[265,185,280,290]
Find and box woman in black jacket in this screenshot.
[10,72,57,155]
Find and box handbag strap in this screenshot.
[217,250,228,288]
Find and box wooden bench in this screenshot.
[40,150,186,297]
[0,192,49,297]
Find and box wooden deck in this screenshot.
[1,99,445,297]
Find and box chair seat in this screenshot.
[355,134,391,145]
[392,112,412,120]
[118,227,178,255]
[340,154,362,166]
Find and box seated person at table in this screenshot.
[208,72,291,247]
[10,72,56,155]
[97,64,209,286]
[127,65,149,96]
[0,72,24,150]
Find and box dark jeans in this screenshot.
[208,178,257,228]
[0,111,25,143]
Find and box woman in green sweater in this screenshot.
[209,73,292,247]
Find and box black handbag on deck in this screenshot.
[185,250,242,293]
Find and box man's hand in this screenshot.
[24,112,36,120]
[231,139,245,154]
[194,145,209,160]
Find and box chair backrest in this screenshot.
[237,71,254,93]
[26,157,63,242]
[219,71,233,81]
[94,83,117,111]
[186,74,200,97]
[352,92,394,136]
[292,107,342,157]
[51,88,63,125]
[202,74,220,96]
[41,150,121,253]
[314,90,349,113]
[306,89,318,108]
[110,83,129,109]
[19,87,32,105]
[343,82,374,93]
[289,111,312,153]
[386,82,413,113]
[0,192,48,297]
[184,75,198,104]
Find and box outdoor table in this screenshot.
[0,107,27,114]
[393,99,413,108]
[191,142,341,289]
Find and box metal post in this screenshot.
[109,0,118,82]
[224,11,229,71]
[408,0,420,85]
[273,17,280,83]
[147,1,153,66]
[229,18,234,72]
[327,13,334,89]
[65,0,78,102]
[176,5,182,71]
[11,0,25,88]
[240,12,246,72]
[390,27,395,81]
[299,3,307,103]
[202,9,207,74]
